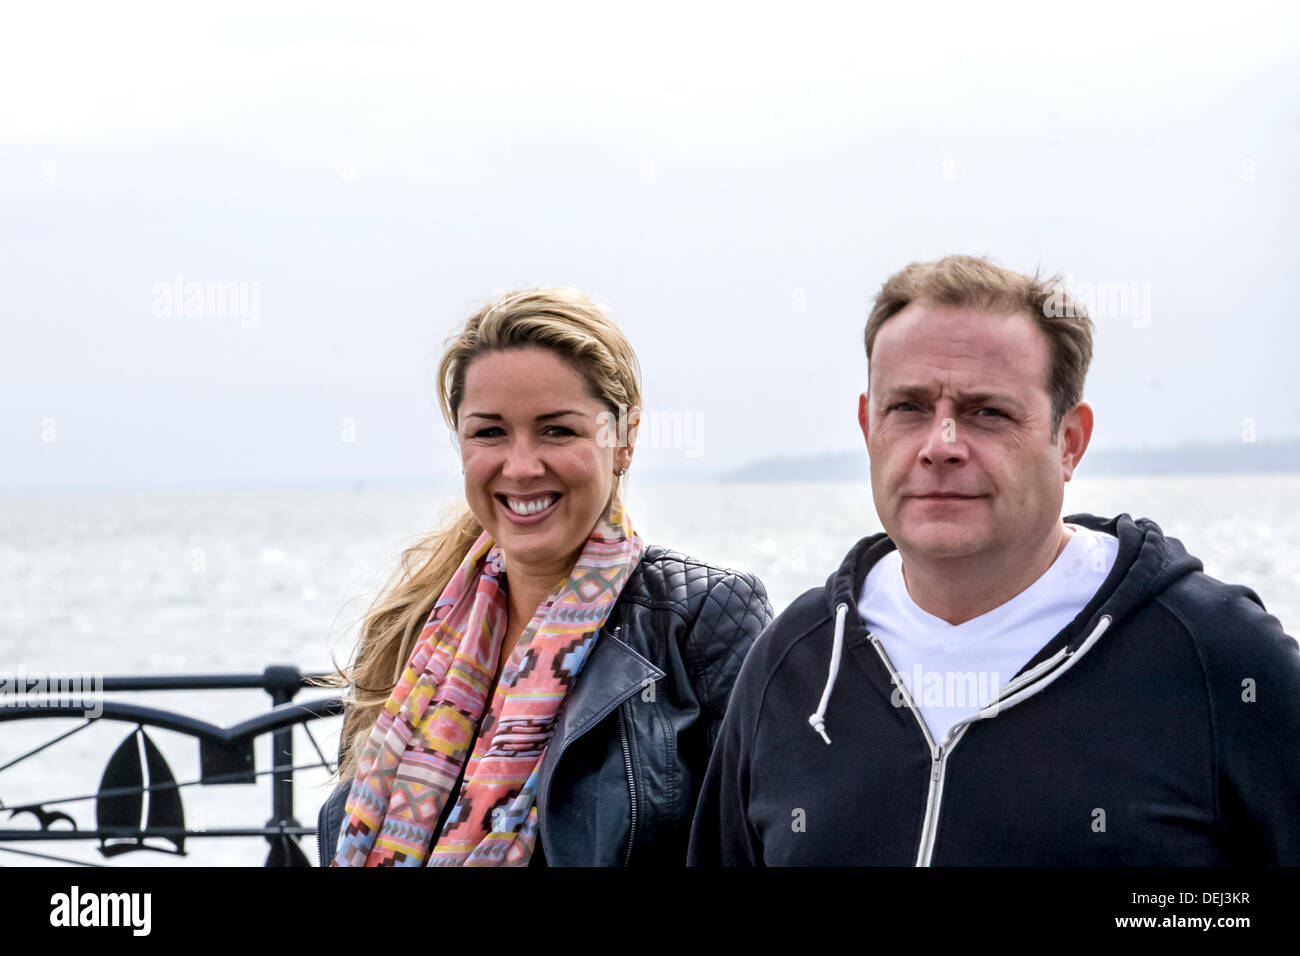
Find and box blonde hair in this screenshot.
[864,255,1094,438]
[313,287,642,784]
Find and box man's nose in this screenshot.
[501,436,546,479]
[918,414,969,466]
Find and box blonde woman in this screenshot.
[315,288,772,866]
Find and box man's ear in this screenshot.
[858,391,870,447]
[1059,401,1094,481]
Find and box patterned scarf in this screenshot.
[331,502,644,866]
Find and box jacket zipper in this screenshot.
[865,615,1113,866]
[616,702,638,866]
[864,632,945,866]
[867,631,1058,867]
[539,623,648,866]
[914,652,1074,864]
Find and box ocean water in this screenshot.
[1,474,1296,866]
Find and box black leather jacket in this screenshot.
[316,545,772,866]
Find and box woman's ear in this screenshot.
[617,405,640,472]
[625,405,640,448]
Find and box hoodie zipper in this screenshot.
[863,631,946,866]
[864,614,1113,867]
[616,703,638,866]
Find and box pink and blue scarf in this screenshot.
[331,503,643,866]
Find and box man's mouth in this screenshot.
[497,493,561,517]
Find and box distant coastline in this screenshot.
[722,439,1300,483]
[5,440,1299,494]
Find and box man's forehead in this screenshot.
[878,302,1045,349]
[869,303,1050,397]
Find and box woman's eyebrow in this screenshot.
[462,410,585,422]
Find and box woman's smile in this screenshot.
[497,492,563,523]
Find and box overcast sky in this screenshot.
[3,1,1298,488]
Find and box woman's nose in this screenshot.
[501,437,546,479]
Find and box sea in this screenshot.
[1,474,1296,866]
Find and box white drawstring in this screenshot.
[808,602,849,745]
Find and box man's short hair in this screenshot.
[864,255,1094,438]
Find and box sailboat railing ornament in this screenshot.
[0,665,345,866]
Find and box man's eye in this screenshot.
[890,402,920,412]
[975,408,1005,418]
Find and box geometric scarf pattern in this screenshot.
[330,502,643,866]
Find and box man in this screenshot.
[688,255,1300,865]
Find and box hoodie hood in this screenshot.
[805,513,1204,745]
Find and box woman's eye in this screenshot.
[544,425,576,437]
[472,427,504,438]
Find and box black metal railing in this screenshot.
[0,666,344,866]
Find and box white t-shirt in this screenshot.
[856,523,1119,747]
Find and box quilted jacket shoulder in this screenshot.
[316,544,773,866]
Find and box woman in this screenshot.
[315,287,772,866]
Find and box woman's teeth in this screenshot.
[506,495,557,516]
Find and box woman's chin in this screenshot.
[495,533,584,578]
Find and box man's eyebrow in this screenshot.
[959,391,1025,410]
[877,385,935,402]
[462,410,585,422]
[878,385,1026,410]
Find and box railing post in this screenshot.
[262,665,302,835]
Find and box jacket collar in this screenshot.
[548,621,664,754]
[535,610,664,858]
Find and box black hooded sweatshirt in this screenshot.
[687,513,1300,865]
